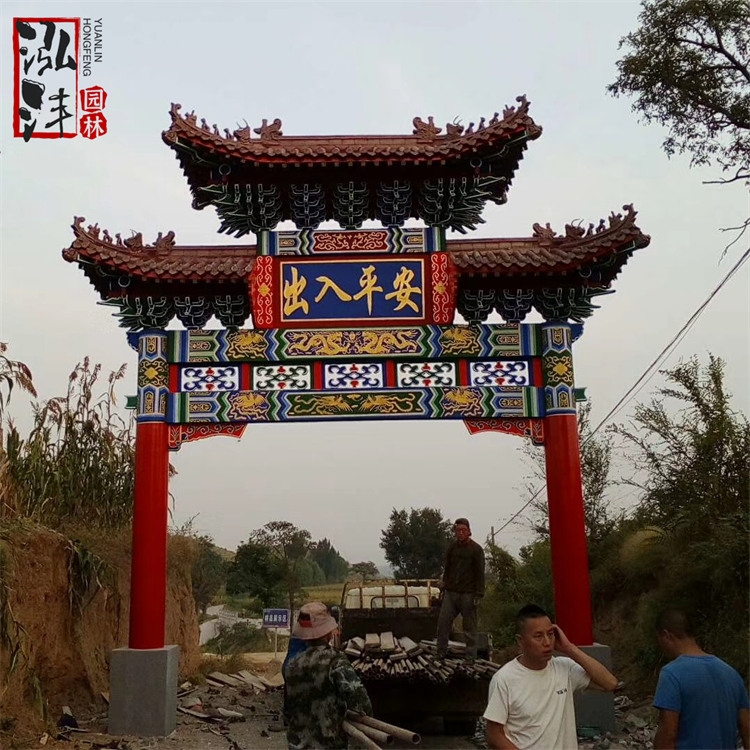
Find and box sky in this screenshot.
[2,1,748,570]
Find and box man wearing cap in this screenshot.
[437,517,485,660]
[284,601,372,749]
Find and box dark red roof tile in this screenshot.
[63,206,649,286]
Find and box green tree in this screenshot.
[298,556,326,587]
[380,508,453,579]
[191,536,227,615]
[310,538,350,583]
[350,561,380,583]
[608,0,750,179]
[524,401,616,547]
[251,521,312,617]
[611,356,749,679]
[480,539,555,649]
[226,540,282,607]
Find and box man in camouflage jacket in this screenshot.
[284,602,372,749]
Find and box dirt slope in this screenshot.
[0,525,200,747]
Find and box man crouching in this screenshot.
[284,601,372,749]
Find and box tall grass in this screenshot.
[1,358,135,530]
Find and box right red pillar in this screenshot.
[541,322,594,646]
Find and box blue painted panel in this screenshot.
[279,258,426,323]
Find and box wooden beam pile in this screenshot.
[343,632,500,684]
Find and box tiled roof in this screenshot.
[450,205,650,273]
[162,96,542,164]
[63,206,649,284]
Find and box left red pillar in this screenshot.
[129,330,170,649]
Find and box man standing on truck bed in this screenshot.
[437,517,485,660]
[284,601,372,749]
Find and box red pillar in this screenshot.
[129,420,170,648]
[541,322,594,646]
[544,414,594,645]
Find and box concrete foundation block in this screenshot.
[109,645,179,737]
[574,643,616,735]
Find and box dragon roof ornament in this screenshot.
[161,95,542,159]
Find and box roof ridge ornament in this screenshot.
[412,116,442,141]
[71,216,177,252]
[254,118,283,141]
[533,204,639,246]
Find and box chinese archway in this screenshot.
[63,95,650,734]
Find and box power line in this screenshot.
[489,244,750,540]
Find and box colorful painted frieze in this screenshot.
[541,323,576,416]
[167,324,542,363]
[257,227,445,256]
[169,385,542,424]
[137,331,169,422]
[172,358,542,392]
[250,252,457,328]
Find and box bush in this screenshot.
[203,622,269,656]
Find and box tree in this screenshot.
[523,401,616,546]
[250,521,312,617]
[297,556,326,587]
[608,0,750,179]
[611,355,749,678]
[380,508,453,579]
[310,538,350,583]
[350,561,379,583]
[191,535,227,615]
[226,540,282,607]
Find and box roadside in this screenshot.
[35,659,656,750]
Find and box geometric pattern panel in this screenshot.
[167,324,542,363]
[323,363,385,389]
[396,362,457,387]
[179,366,241,392]
[251,365,312,390]
[169,385,543,424]
[468,361,529,387]
[258,227,445,256]
[171,359,542,393]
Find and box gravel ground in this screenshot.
[36,681,655,750]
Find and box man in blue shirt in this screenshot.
[653,609,749,750]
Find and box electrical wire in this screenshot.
[489,244,750,541]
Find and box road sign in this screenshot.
[262,608,290,629]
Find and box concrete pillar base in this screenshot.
[574,644,616,735]
[108,645,179,736]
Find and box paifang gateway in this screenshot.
[62,95,651,737]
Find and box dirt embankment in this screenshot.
[0,525,201,746]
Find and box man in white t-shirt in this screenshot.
[484,604,618,750]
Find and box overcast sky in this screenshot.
[2,1,748,569]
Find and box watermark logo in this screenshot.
[80,86,107,139]
[13,17,105,142]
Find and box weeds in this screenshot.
[66,539,112,614]
[1,358,135,530]
[0,529,29,685]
